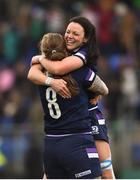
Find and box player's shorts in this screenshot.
[44,133,101,179]
[89,106,109,143]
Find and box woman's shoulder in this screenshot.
[73,45,87,53]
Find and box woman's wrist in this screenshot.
[45,77,53,86]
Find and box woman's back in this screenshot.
[38,66,96,135]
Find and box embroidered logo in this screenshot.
[91,126,99,134]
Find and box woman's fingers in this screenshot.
[31,55,41,65]
[57,84,71,98]
[51,79,71,98]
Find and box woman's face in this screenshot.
[64,22,87,51]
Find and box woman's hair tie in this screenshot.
[52,50,56,54]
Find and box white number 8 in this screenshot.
[46,87,61,119]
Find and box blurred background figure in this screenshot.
[0,0,140,178]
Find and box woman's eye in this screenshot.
[74,33,79,36]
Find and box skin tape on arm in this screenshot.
[100,159,112,170]
[100,157,116,179]
[88,75,109,96]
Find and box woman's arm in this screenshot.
[88,75,109,105]
[27,64,46,85]
[33,55,84,75]
[27,64,71,98]
[88,75,109,96]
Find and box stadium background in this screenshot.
[0,0,140,178]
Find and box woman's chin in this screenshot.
[67,46,75,51]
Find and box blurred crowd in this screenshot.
[0,0,140,178]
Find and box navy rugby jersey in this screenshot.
[71,45,88,65]
[38,66,96,135]
[71,45,98,110]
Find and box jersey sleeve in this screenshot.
[83,68,96,89]
[73,46,88,65]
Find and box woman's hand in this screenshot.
[30,56,72,98]
[31,55,42,65]
[90,95,102,105]
[51,79,71,99]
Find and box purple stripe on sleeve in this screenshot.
[86,147,97,153]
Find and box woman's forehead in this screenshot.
[66,22,84,32]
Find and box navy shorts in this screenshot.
[89,107,109,143]
[44,133,101,179]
